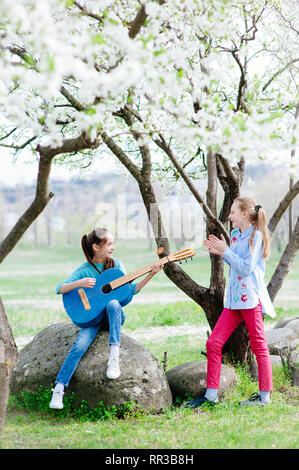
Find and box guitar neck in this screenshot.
[110,256,170,290]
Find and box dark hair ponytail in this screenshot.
[81,228,115,273]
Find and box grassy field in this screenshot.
[0,241,298,449]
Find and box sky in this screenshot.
[0,148,119,187]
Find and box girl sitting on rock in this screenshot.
[50,227,163,409]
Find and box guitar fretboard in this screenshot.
[110,256,170,290]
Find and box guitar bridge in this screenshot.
[78,288,91,310]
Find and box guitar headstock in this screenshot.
[168,248,196,263]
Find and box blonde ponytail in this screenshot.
[234,197,270,259]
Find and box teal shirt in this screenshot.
[56,258,138,296]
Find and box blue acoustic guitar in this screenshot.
[62,248,195,328]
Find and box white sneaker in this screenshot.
[49,389,64,409]
[106,357,121,379]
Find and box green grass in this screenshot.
[0,242,298,449]
[2,364,298,449]
[2,405,298,449]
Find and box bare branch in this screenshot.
[73,0,103,23]
[60,85,85,112]
[206,151,217,217]
[37,132,99,159]
[100,130,142,183]
[153,134,230,242]
[272,3,299,36]
[268,180,299,233]
[262,58,299,92]
[267,216,299,301]
[217,3,269,112]
[114,105,152,179]
[128,1,166,39]
[216,154,239,185]
[0,127,18,141]
[0,135,37,151]
[128,4,147,39]
[216,154,244,228]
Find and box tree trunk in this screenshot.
[0,297,18,435]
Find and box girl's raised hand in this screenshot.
[203,233,228,256]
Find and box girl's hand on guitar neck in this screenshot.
[150,260,164,275]
[135,260,164,293]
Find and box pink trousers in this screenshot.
[206,302,273,391]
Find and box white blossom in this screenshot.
[0,0,298,176]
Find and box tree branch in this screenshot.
[262,58,299,92]
[154,134,230,243]
[217,154,239,185]
[267,216,299,301]
[0,127,18,141]
[114,105,152,179]
[100,130,142,183]
[206,151,217,218]
[73,0,103,23]
[0,151,54,263]
[128,4,147,39]
[268,180,299,233]
[216,155,245,226]
[0,135,37,151]
[272,3,299,36]
[60,85,85,112]
[128,1,166,39]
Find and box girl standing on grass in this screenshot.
[50,227,163,410]
[185,197,276,408]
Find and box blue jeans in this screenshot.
[56,300,125,387]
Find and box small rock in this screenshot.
[166,361,237,401]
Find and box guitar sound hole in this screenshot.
[102,283,112,294]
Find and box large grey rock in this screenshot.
[265,327,298,355]
[284,319,299,336]
[274,317,299,329]
[166,361,238,401]
[10,322,172,412]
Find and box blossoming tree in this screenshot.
[0,0,298,432]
